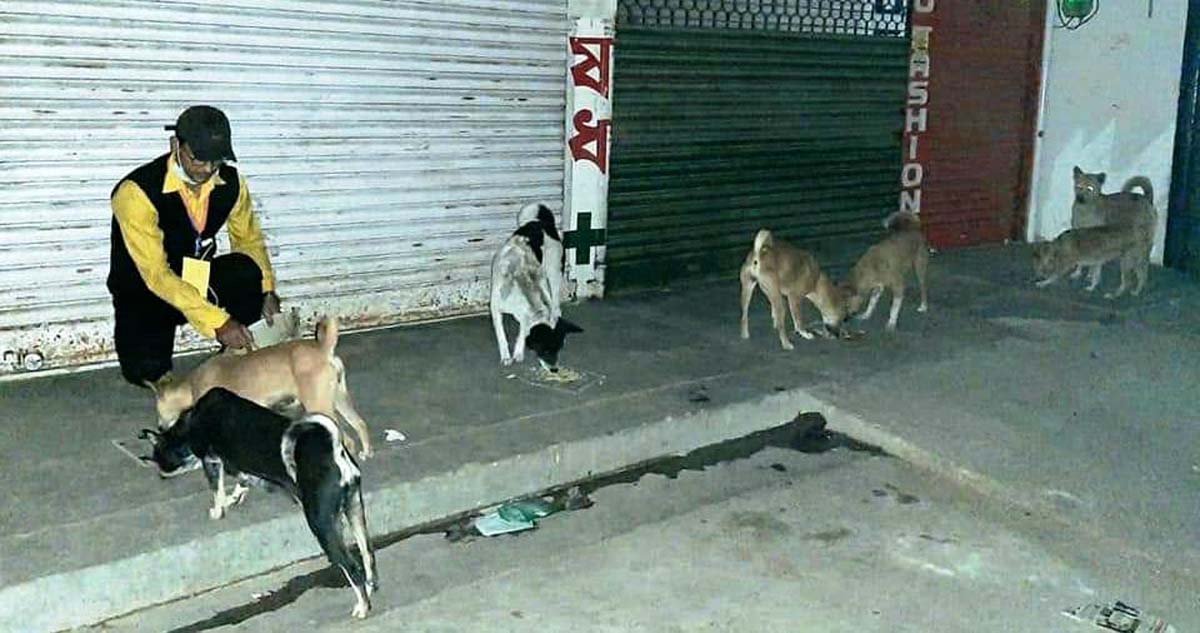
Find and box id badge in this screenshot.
[182,257,211,295]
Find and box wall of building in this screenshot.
[1028,0,1189,263]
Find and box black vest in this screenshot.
[107,153,240,296]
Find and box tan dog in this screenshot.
[1068,167,1157,281]
[1071,167,1155,230]
[740,229,847,350]
[841,212,929,332]
[151,317,373,459]
[1032,224,1151,298]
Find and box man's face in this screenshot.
[171,137,221,184]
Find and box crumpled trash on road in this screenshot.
[1062,600,1175,633]
[384,429,407,443]
[472,511,535,536]
[473,498,556,536]
[452,488,593,540]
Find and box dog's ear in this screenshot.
[1073,165,1082,177]
[556,318,583,335]
[1097,172,1106,186]
[145,373,176,396]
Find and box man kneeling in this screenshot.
[107,105,281,387]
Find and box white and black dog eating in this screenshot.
[141,387,378,619]
[489,202,583,371]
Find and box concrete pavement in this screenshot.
[88,445,1199,632]
[0,244,1195,630]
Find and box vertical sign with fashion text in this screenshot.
[901,0,934,216]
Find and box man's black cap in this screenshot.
[165,105,237,162]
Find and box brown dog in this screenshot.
[740,229,847,350]
[841,212,929,332]
[1032,224,1151,298]
[1071,167,1156,230]
[151,317,373,459]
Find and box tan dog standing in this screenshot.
[841,212,929,332]
[151,317,373,460]
[1066,167,1157,282]
[1032,224,1150,298]
[740,229,847,350]
[1071,166,1156,230]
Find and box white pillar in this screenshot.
[564,0,616,299]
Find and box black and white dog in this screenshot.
[141,388,377,619]
[489,202,582,370]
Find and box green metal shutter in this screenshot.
[607,26,908,291]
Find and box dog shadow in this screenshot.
[165,561,350,632]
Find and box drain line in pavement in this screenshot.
[162,411,885,632]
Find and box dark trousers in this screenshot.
[112,253,264,387]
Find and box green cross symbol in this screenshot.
[562,212,607,265]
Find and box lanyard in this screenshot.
[180,185,213,259]
[194,236,216,260]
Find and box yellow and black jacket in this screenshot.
[107,152,275,338]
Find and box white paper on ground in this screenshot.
[384,429,407,443]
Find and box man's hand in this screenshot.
[215,318,254,350]
[262,292,282,326]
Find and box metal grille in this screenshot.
[617,0,908,37]
[0,0,568,375]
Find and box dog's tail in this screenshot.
[750,229,774,274]
[753,229,773,255]
[1120,176,1154,205]
[883,211,921,232]
[316,317,339,356]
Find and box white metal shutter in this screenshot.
[0,0,568,375]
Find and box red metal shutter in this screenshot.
[903,1,1047,249]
